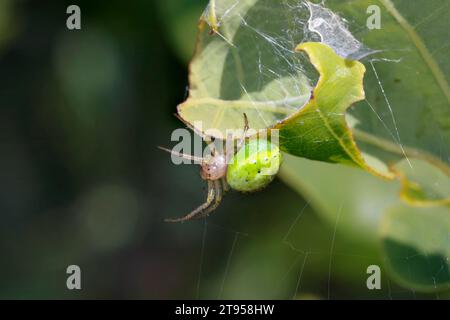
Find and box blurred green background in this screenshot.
[0,0,447,299]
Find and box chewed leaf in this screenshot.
[393,159,450,207]
[178,0,393,177]
[178,0,314,138]
[178,0,450,203]
[275,42,391,177]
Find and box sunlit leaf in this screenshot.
[178,0,313,137]
[175,0,450,292]
[275,42,390,176]
[178,0,450,185]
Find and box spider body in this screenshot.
[200,153,227,181]
[227,139,281,193]
[160,114,281,222]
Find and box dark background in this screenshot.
[0,0,445,299]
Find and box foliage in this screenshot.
[176,0,450,292]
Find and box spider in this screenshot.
[159,114,282,223]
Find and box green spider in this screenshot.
[159,114,282,223]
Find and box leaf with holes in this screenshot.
[174,0,450,292]
[179,0,314,137]
[178,0,450,193]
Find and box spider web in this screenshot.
[191,199,446,299]
[171,0,450,300]
[192,201,432,299]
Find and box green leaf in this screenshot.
[175,0,450,291]
[381,204,450,291]
[280,154,450,292]
[275,42,389,176]
[279,154,399,244]
[177,0,450,183]
[178,0,313,136]
[394,159,450,207]
[322,0,450,202]
[178,0,396,178]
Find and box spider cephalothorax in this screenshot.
[159,114,282,223]
[200,153,227,181]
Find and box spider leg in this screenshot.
[236,113,249,151]
[195,180,223,219]
[174,113,218,157]
[225,131,235,164]
[165,180,216,223]
[204,140,217,157]
[221,177,230,193]
[158,146,203,163]
[225,113,249,163]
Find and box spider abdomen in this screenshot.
[227,139,282,192]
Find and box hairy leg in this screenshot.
[195,180,223,219]
[165,180,216,223]
[236,113,249,151]
[221,178,230,193]
[158,146,203,163]
[226,113,249,163]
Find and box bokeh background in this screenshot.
[0,0,448,299]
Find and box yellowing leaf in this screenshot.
[275,42,392,178]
